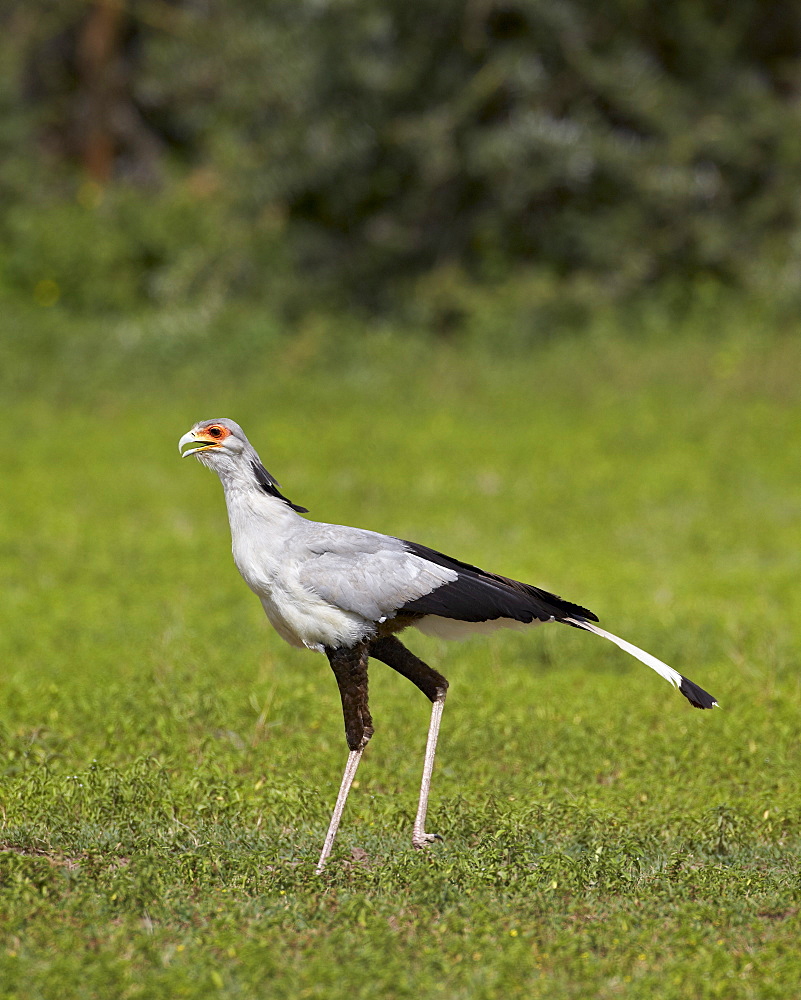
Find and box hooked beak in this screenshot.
[179,430,220,457]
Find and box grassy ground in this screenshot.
[1,305,800,997]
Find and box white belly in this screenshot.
[258,589,369,652]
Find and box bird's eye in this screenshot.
[208,426,223,438]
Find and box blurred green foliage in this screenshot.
[3,0,801,323]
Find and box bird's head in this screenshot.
[179,418,309,512]
[179,418,253,469]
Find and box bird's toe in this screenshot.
[412,831,443,849]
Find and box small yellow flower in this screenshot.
[34,280,60,307]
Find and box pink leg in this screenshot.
[316,747,364,873]
[412,691,446,849]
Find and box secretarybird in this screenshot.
[179,418,717,872]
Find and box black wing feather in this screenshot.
[396,540,598,624]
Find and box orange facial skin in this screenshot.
[196,423,232,446]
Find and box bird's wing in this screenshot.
[296,525,460,622]
[296,526,594,625]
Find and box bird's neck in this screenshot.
[220,475,303,595]
[218,469,302,532]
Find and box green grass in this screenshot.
[1,307,801,997]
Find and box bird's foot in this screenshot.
[412,831,443,850]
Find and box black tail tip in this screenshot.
[679,676,718,710]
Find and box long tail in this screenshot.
[565,618,718,710]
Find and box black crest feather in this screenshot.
[251,461,309,513]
